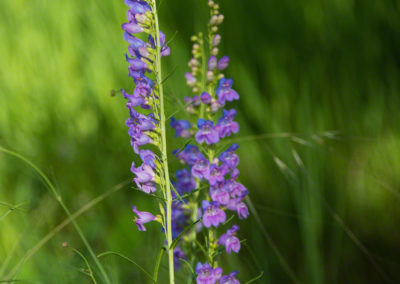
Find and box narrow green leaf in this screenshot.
[170,182,185,204]
[97,251,156,283]
[245,271,264,284]
[153,247,166,282]
[173,186,207,201]
[132,187,167,201]
[170,219,201,250]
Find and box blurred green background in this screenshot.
[1,0,400,283]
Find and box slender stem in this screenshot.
[151,1,175,283]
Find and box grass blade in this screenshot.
[170,219,201,250]
[97,251,156,283]
[153,247,166,282]
[245,271,264,284]
[0,146,112,284]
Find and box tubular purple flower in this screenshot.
[210,183,230,205]
[170,117,192,138]
[208,56,217,70]
[201,92,212,104]
[191,158,210,179]
[132,206,156,231]
[220,271,240,284]
[216,109,239,138]
[122,22,144,34]
[196,262,222,284]
[219,144,239,169]
[174,144,205,165]
[126,55,148,71]
[139,149,156,168]
[216,78,240,105]
[195,119,220,145]
[202,200,226,228]
[124,0,150,13]
[206,163,229,186]
[236,201,249,219]
[218,56,230,70]
[218,225,241,254]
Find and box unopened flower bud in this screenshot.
[207,71,214,81]
[217,15,224,24]
[211,47,219,56]
[210,15,218,25]
[212,34,221,46]
[212,26,218,33]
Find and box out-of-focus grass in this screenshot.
[1,0,400,283]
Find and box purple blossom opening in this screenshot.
[219,144,239,169]
[195,119,220,145]
[196,262,222,284]
[206,163,229,186]
[216,109,239,138]
[216,78,240,106]
[191,158,210,180]
[220,271,240,284]
[132,206,156,231]
[201,92,212,104]
[218,225,241,254]
[202,200,226,228]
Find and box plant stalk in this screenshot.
[151,1,175,283]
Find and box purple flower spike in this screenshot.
[208,56,217,70]
[196,262,222,284]
[132,206,156,231]
[218,225,241,254]
[216,109,239,138]
[216,78,240,106]
[201,92,212,104]
[220,271,240,284]
[202,201,226,228]
[170,117,191,138]
[195,119,220,145]
[218,56,230,70]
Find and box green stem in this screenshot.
[151,1,175,283]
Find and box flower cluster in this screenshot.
[121,0,171,230]
[169,0,249,283]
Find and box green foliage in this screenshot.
[1,0,400,283]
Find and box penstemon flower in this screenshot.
[120,0,177,282]
[120,0,250,282]
[168,0,249,283]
